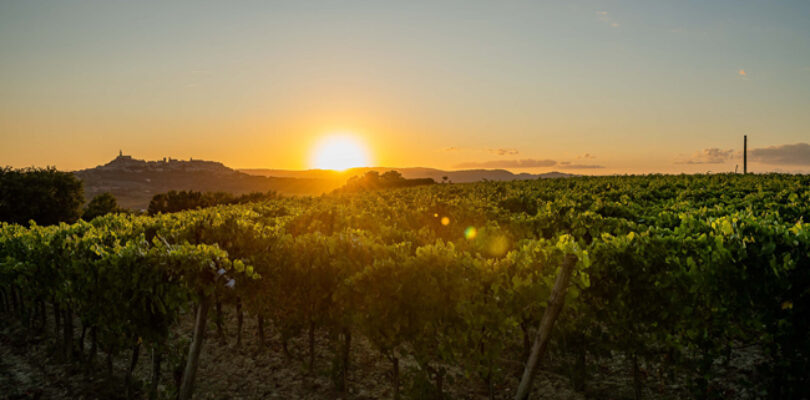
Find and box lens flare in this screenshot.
[441,216,450,226]
[464,226,477,240]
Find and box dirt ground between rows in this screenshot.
[1,307,683,400]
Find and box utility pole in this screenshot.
[743,135,748,174]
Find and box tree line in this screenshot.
[0,166,281,223]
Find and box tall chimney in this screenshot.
[743,135,748,174]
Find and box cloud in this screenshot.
[455,159,557,169]
[677,148,735,164]
[749,143,810,165]
[456,157,606,170]
[443,146,519,155]
[559,163,604,169]
[489,148,519,156]
[597,11,620,28]
[577,153,597,160]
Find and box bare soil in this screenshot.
[1,308,703,400]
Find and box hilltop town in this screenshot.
[94,151,233,175]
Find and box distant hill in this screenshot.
[240,167,574,183]
[73,153,334,210]
[73,153,575,210]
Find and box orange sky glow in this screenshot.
[1,1,809,174]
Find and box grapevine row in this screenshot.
[1,174,809,399]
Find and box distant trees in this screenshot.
[0,166,84,225]
[335,171,435,193]
[83,192,125,220]
[147,190,279,215]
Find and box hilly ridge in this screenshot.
[73,153,333,209]
[240,167,573,182]
[74,153,574,210]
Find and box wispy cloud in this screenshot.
[749,143,810,165]
[455,158,606,169]
[577,153,597,160]
[489,148,519,156]
[677,148,735,164]
[455,159,557,169]
[559,162,604,169]
[597,11,620,28]
[443,146,461,152]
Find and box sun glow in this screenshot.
[310,134,371,171]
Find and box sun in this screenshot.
[310,134,371,171]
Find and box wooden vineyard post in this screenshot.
[743,135,748,174]
[149,344,163,400]
[179,294,211,400]
[514,254,578,400]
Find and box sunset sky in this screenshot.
[2,1,809,174]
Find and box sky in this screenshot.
[1,0,809,174]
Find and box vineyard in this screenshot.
[1,174,809,399]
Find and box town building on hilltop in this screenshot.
[100,152,231,174]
